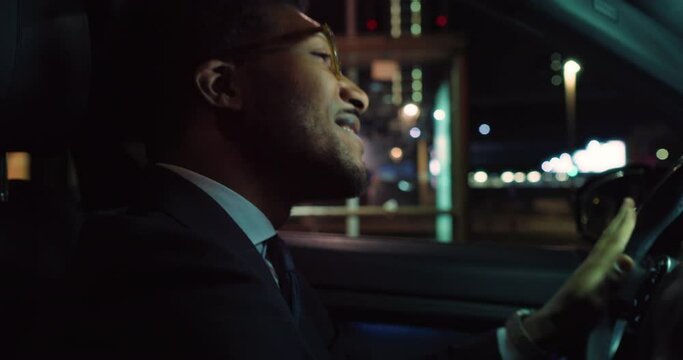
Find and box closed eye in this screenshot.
[311,52,332,64]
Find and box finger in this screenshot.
[613,254,635,276]
[606,254,636,285]
[593,198,634,254]
[602,198,634,237]
[603,199,637,260]
[612,200,636,250]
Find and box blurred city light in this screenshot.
[555,173,569,182]
[542,140,626,174]
[571,140,626,173]
[435,15,448,27]
[557,153,573,173]
[501,171,514,183]
[398,180,414,192]
[371,59,400,81]
[366,19,379,31]
[390,0,401,38]
[564,59,581,149]
[392,68,403,105]
[402,103,420,117]
[527,171,542,183]
[514,172,526,183]
[551,75,562,86]
[429,159,441,176]
[383,199,399,212]
[478,124,491,135]
[410,65,423,104]
[410,0,422,37]
[6,152,31,180]
[390,147,403,161]
[473,171,488,183]
[656,148,670,160]
[433,109,446,121]
[409,127,421,138]
[563,60,581,75]
[434,83,453,242]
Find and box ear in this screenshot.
[194,59,243,110]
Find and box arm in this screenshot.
[499,198,637,359]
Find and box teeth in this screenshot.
[339,124,355,134]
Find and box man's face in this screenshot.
[235,4,370,201]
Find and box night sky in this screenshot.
[307,0,683,171]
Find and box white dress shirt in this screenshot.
[157,163,521,360]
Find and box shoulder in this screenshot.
[67,210,305,355]
[72,209,247,279]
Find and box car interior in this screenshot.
[1,0,682,359]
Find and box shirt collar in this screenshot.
[156,163,276,247]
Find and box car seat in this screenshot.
[0,0,89,353]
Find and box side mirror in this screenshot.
[575,163,683,255]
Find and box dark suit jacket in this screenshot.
[66,166,502,359]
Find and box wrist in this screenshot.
[505,308,567,359]
[505,309,550,359]
[521,309,562,353]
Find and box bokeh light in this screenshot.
[514,172,526,183]
[473,171,488,183]
[527,171,542,183]
[656,148,670,160]
[564,60,581,75]
[429,159,441,176]
[478,124,491,135]
[433,109,446,121]
[501,171,514,183]
[390,147,403,161]
[402,103,420,117]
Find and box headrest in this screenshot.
[0,0,90,152]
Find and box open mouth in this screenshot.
[335,112,361,135]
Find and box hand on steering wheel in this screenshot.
[520,198,636,357]
[517,158,683,359]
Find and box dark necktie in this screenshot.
[266,234,302,321]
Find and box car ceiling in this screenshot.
[524,0,683,97]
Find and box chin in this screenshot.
[298,164,367,201]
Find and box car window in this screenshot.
[281,0,683,248]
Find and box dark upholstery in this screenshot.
[0,0,89,152]
[0,0,90,355]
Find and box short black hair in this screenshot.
[87,0,308,158]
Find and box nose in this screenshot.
[339,75,369,114]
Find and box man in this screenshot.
[68,0,637,358]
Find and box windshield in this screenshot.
[281,0,683,248]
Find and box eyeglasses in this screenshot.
[222,23,342,79]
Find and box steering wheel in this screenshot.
[586,157,683,360]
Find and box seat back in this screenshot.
[0,0,89,354]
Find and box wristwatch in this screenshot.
[505,308,550,359]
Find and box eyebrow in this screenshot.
[222,27,324,55]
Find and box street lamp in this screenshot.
[563,60,581,149]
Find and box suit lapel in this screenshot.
[139,166,325,359]
[140,166,284,302]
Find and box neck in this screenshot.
[168,121,296,228]
[172,153,294,229]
